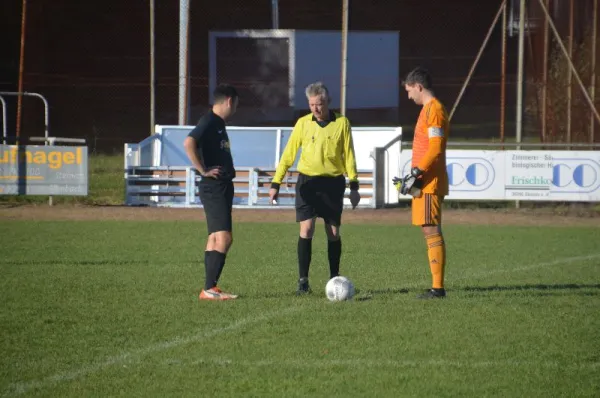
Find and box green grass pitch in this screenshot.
[1,220,599,397]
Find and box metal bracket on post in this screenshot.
[0,96,7,144]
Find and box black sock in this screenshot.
[214,251,226,285]
[328,239,342,279]
[297,237,312,279]
[204,250,220,290]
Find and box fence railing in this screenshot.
[124,166,376,208]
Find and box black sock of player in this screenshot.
[204,251,220,291]
[214,251,226,285]
[328,239,342,279]
[297,237,312,279]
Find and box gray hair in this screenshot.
[305,81,330,103]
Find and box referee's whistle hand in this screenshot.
[349,190,361,209]
[268,188,279,205]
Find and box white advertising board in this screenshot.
[397,150,600,202]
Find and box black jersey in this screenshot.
[187,110,235,180]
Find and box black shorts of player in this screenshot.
[295,173,346,226]
[198,179,234,234]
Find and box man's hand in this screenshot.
[269,184,280,205]
[200,166,221,179]
[394,167,423,196]
[349,189,361,209]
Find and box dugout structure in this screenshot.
[124,125,403,208]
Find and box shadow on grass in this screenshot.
[237,284,600,300]
[252,287,410,300]
[0,259,184,266]
[457,283,600,297]
[460,283,600,292]
[352,287,411,301]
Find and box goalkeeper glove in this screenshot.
[393,167,423,196]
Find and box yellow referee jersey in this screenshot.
[272,112,359,184]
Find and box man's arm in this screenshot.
[416,108,447,173]
[183,136,206,175]
[184,119,221,178]
[342,119,359,191]
[271,120,303,188]
[342,119,361,208]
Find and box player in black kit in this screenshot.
[184,84,239,301]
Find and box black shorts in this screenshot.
[295,174,346,226]
[198,179,234,234]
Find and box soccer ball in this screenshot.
[325,276,355,302]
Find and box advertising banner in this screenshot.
[0,145,88,196]
[397,150,600,202]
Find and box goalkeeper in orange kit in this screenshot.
[395,67,449,299]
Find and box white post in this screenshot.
[340,0,349,115]
[541,0,549,142]
[591,0,598,143]
[185,167,192,206]
[274,129,282,167]
[150,0,156,135]
[248,168,256,206]
[516,0,525,151]
[179,0,190,125]
[567,0,574,148]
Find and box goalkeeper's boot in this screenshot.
[296,277,311,296]
[417,288,446,299]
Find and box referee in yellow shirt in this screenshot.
[269,81,360,295]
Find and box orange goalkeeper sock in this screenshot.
[425,233,446,289]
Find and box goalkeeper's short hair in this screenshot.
[402,67,432,90]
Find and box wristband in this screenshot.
[411,167,423,178]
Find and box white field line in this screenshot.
[3,307,299,397]
[455,253,600,281]
[176,357,599,370]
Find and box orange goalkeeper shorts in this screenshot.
[412,193,444,226]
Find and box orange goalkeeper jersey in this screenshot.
[411,97,449,195]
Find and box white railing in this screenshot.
[124,166,376,208]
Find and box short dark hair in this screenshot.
[402,67,432,90]
[213,84,239,104]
